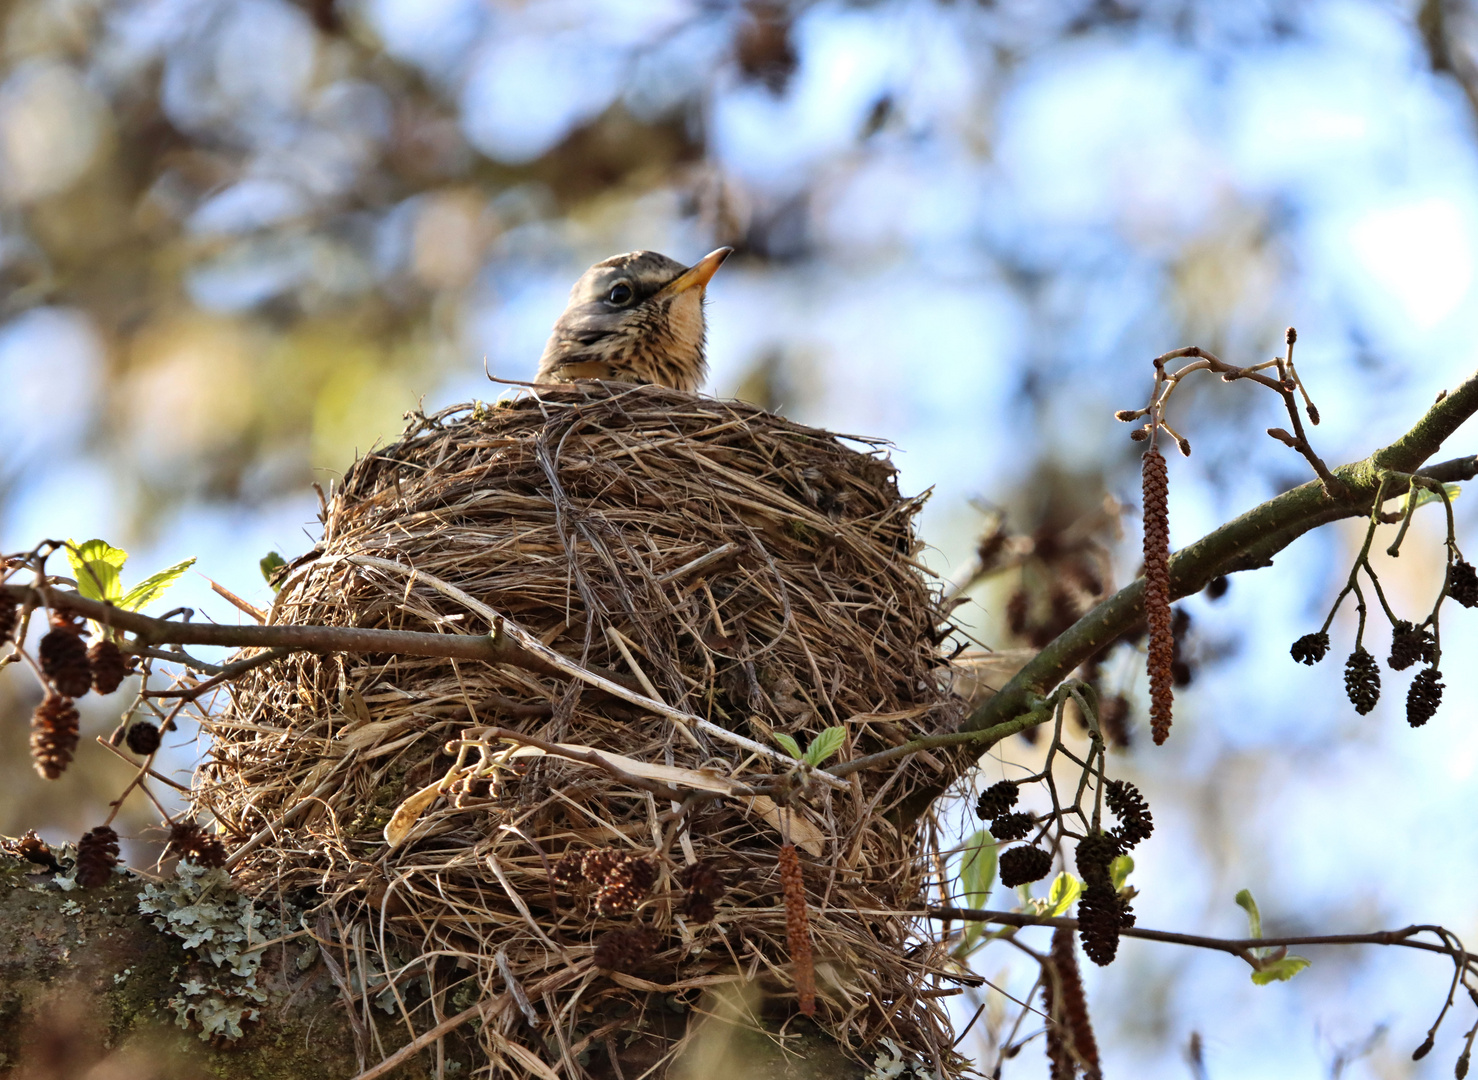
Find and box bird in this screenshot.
[536,247,733,393]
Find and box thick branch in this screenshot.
[895,371,1478,824]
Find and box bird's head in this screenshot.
[538,247,733,392]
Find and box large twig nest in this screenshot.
[195,383,966,1077]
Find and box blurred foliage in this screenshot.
[10,0,1472,532]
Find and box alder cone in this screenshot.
[87,639,127,694]
[591,928,660,971]
[39,628,92,698]
[167,822,228,868]
[30,693,80,780]
[75,826,120,888]
[125,721,161,755]
[0,598,17,644]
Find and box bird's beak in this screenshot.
[662,247,734,296]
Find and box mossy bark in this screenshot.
[0,857,865,1080]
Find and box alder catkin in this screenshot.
[778,842,816,1016]
[1142,446,1174,744]
[1049,926,1102,1080]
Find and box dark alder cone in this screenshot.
[1388,621,1436,672]
[2,830,59,871]
[1074,831,1118,887]
[39,627,92,698]
[75,825,120,888]
[87,639,127,694]
[974,780,1020,821]
[1047,926,1102,1080]
[1406,667,1444,728]
[30,693,80,780]
[580,848,628,884]
[552,851,585,885]
[1141,446,1174,744]
[1077,881,1126,966]
[778,842,817,1017]
[125,721,162,756]
[1450,559,1478,608]
[592,855,655,917]
[1099,693,1132,748]
[679,860,725,923]
[1344,647,1381,715]
[1105,779,1154,851]
[1170,606,1193,688]
[167,822,228,868]
[990,811,1033,843]
[0,597,16,644]
[591,928,660,971]
[998,845,1053,888]
[1204,575,1229,600]
[1290,632,1330,665]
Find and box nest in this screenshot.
[195,383,967,1077]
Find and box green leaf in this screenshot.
[119,558,196,612]
[773,732,802,760]
[66,539,127,603]
[1251,956,1311,985]
[802,726,847,767]
[1406,483,1463,513]
[260,551,287,591]
[959,829,996,911]
[1046,872,1082,917]
[1110,854,1134,891]
[1235,888,1263,939]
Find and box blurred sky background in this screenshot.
[3,0,1478,1076]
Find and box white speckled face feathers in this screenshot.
[536,247,732,393]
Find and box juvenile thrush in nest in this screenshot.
[537,247,732,392]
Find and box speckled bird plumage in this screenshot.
[537,247,731,393]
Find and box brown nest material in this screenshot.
[194,383,966,1077]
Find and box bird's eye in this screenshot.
[607,282,633,305]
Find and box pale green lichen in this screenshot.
[866,1038,941,1080]
[137,861,287,1040]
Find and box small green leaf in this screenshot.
[66,539,127,603]
[1406,484,1463,513]
[119,558,196,612]
[802,726,847,767]
[1110,854,1134,890]
[1047,872,1082,917]
[1235,888,1263,939]
[260,551,287,591]
[959,829,996,911]
[1251,956,1311,985]
[773,733,802,760]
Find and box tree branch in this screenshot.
[0,583,559,670]
[894,370,1478,824]
[928,908,1474,969]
